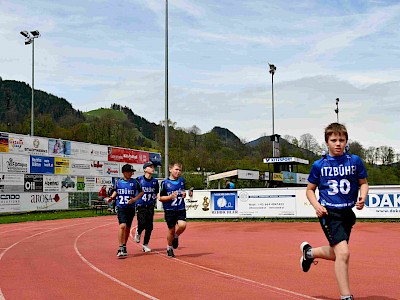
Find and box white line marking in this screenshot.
[74,223,159,300]
[0,288,5,300]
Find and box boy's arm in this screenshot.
[306,182,328,217]
[356,178,369,210]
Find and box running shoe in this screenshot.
[142,244,151,253]
[167,248,175,258]
[117,247,125,258]
[300,242,314,272]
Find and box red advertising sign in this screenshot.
[108,147,149,164]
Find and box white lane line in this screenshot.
[128,233,319,299]
[74,223,159,300]
[0,288,5,300]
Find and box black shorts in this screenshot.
[319,207,356,246]
[117,206,135,227]
[164,209,186,229]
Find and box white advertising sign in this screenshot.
[23,136,49,156]
[84,176,96,192]
[2,154,30,173]
[90,160,104,176]
[8,134,24,154]
[70,159,91,176]
[71,141,91,160]
[0,193,69,213]
[43,175,61,192]
[237,189,296,217]
[237,169,259,180]
[90,144,108,161]
[185,190,213,218]
[103,162,120,177]
[0,173,24,192]
[60,175,77,192]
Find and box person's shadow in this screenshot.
[316,296,397,300]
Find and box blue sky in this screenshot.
[1,0,400,153]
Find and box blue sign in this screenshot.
[30,156,54,174]
[211,192,237,211]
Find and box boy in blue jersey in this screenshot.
[159,162,187,258]
[109,164,144,258]
[135,161,159,253]
[300,123,369,300]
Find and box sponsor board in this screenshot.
[54,157,70,174]
[103,162,120,177]
[43,175,61,192]
[23,136,49,156]
[90,160,104,176]
[2,154,30,173]
[211,191,238,216]
[76,177,85,191]
[24,174,44,192]
[84,177,96,192]
[282,171,297,184]
[30,156,54,174]
[0,132,9,152]
[48,139,71,157]
[8,135,24,154]
[0,193,69,212]
[91,144,108,161]
[238,190,296,217]
[70,141,91,160]
[60,175,76,191]
[70,159,91,176]
[108,147,149,164]
[0,173,24,192]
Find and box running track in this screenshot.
[0,215,399,300]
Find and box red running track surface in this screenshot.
[0,216,399,300]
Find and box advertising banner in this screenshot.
[0,173,24,192]
[0,132,9,152]
[210,191,239,217]
[103,162,120,177]
[43,175,61,192]
[84,176,96,192]
[76,177,86,191]
[54,158,70,174]
[355,187,400,218]
[70,159,91,176]
[30,156,54,174]
[70,141,91,160]
[90,144,108,161]
[185,190,212,218]
[23,136,49,156]
[237,189,296,217]
[24,174,44,192]
[8,135,24,154]
[282,171,297,184]
[48,139,71,157]
[272,173,283,181]
[60,175,76,192]
[296,173,308,185]
[0,192,69,213]
[108,147,149,164]
[95,177,113,191]
[90,160,104,176]
[2,154,30,173]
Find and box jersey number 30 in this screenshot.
[327,179,351,195]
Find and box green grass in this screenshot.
[0,209,107,224]
[1,210,398,224]
[84,108,128,121]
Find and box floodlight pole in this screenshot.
[164,0,169,177]
[335,98,339,123]
[20,30,40,136]
[268,63,277,157]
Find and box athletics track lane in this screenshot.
[0,217,399,299]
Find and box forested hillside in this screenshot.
[0,78,399,187]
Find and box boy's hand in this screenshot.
[315,204,328,217]
[356,196,365,210]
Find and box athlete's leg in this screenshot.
[333,240,351,296]
[312,245,336,260]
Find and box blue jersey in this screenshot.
[160,177,185,211]
[308,153,368,209]
[114,177,142,208]
[136,175,159,207]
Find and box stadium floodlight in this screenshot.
[268,63,277,156]
[30,30,40,37]
[20,31,30,38]
[20,30,41,136]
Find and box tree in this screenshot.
[348,140,365,159]
[299,133,321,155]
[379,146,395,165]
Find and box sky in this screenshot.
[1,0,400,153]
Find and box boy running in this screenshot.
[159,162,187,258]
[300,123,369,300]
[135,161,159,252]
[109,164,144,258]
